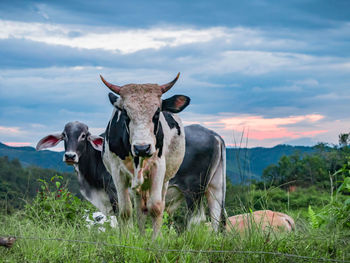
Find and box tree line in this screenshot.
[261,141,350,190]
[0,156,79,213]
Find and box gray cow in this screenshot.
[166,124,226,231]
[36,121,118,216]
[101,73,190,238]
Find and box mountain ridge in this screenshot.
[0,142,73,172]
[0,142,316,183]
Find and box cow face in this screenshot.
[36,121,103,165]
[101,73,190,158]
[120,84,162,158]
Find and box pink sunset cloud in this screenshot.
[3,142,32,147]
[205,114,326,140]
[246,129,327,140]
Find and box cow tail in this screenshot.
[220,137,227,230]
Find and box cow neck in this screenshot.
[163,112,181,135]
[78,140,106,190]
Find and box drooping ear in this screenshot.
[87,134,104,151]
[36,134,63,150]
[161,95,191,113]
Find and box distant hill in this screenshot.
[0,142,72,172]
[0,142,316,184]
[0,156,79,212]
[226,145,315,183]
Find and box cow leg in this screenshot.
[206,137,226,232]
[133,192,147,235]
[205,168,225,231]
[148,160,166,239]
[187,199,206,229]
[161,181,169,207]
[112,169,132,224]
[165,185,184,216]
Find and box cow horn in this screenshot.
[160,73,180,94]
[100,75,121,94]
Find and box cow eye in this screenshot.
[62,133,67,139]
[81,133,86,140]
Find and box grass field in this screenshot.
[1,174,349,262]
[1,205,350,263]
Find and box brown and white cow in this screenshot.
[100,73,190,238]
[226,210,295,234]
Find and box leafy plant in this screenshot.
[308,206,319,229]
[308,159,350,228]
[25,175,90,224]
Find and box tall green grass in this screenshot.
[1,206,349,262]
[1,175,350,262]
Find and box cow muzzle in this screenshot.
[133,144,152,158]
[63,151,79,165]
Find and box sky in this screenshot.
[0,0,350,150]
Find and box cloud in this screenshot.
[0,19,234,54]
[0,7,349,150]
[0,126,23,135]
[208,114,326,140]
[1,18,350,78]
[2,18,341,58]
[3,142,32,147]
[180,112,330,147]
[1,0,348,31]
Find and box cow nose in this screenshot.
[133,144,152,157]
[64,153,76,161]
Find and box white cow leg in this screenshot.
[206,150,226,232]
[148,160,166,239]
[187,201,205,229]
[205,185,224,232]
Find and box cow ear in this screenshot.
[88,135,104,151]
[162,95,190,113]
[108,92,121,107]
[36,134,63,150]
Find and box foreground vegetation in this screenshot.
[1,207,350,262]
[1,139,350,262]
[0,156,79,213]
[1,174,350,262]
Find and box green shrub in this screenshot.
[308,160,350,228]
[25,175,91,225]
[226,182,331,216]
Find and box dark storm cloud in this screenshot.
[0,0,349,29]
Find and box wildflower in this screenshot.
[57,195,61,198]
